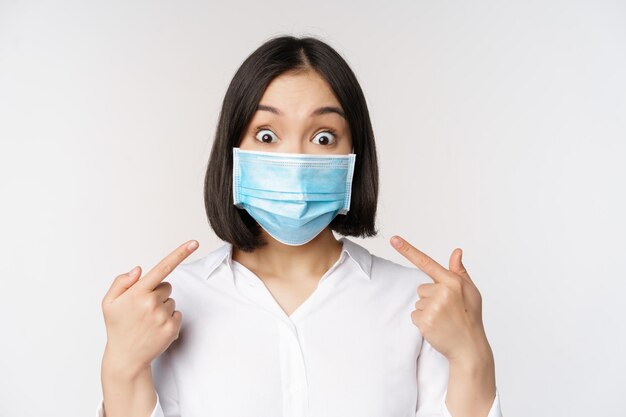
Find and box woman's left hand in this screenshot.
[390,235,491,365]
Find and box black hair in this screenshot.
[204,34,379,252]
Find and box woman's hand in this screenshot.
[390,235,492,365]
[101,240,199,379]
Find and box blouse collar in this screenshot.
[200,236,372,281]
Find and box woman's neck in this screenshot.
[231,227,343,282]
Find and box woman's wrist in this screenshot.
[447,323,493,366]
[102,346,151,383]
[445,337,497,417]
[449,347,495,383]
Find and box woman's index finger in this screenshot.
[136,240,199,292]
[390,236,451,283]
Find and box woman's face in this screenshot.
[239,70,353,155]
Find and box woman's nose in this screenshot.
[280,141,306,154]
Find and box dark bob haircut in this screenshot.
[204,35,379,252]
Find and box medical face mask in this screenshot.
[232,147,357,246]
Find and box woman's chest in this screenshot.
[262,276,320,317]
[170,296,423,417]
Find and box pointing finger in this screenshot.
[390,235,452,284]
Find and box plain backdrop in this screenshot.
[1,1,625,416]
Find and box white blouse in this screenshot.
[97,236,503,417]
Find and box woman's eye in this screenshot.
[311,130,337,146]
[254,129,278,144]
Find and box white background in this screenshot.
[1,1,625,416]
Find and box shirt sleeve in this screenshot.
[441,386,503,417]
[415,336,450,416]
[95,350,179,417]
[95,392,162,417]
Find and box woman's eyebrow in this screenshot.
[256,104,345,119]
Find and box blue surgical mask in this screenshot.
[232,147,356,246]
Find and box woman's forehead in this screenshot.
[258,71,343,115]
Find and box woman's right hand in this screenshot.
[100,240,199,379]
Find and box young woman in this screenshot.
[98,35,503,417]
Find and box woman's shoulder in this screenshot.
[340,236,432,286]
[369,251,433,286]
[163,242,233,294]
